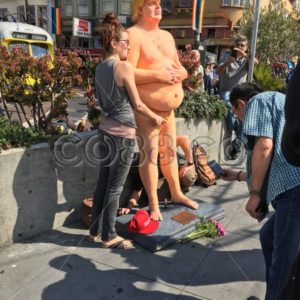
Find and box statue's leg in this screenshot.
[135,113,163,221]
[176,135,193,164]
[159,112,199,209]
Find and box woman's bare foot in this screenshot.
[171,194,199,209]
[88,234,101,242]
[149,208,163,221]
[100,236,133,249]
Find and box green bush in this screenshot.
[0,117,49,151]
[175,91,228,121]
[253,63,285,92]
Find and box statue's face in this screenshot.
[139,0,162,21]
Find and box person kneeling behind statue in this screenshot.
[118,135,196,215]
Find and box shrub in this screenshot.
[80,56,102,129]
[0,46,83,132]
[175,91,228,122]
[253,63,285,92]
[0,116,49,151]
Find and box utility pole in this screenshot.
[194,30,200,49]
[248,0,261,82]
[24,0,28,23]
[47,0,52,34]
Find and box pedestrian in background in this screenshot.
[204,55,218,95]
[216,35,258,160]
[189,49,204,92]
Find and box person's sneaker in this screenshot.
[247,296,261,300]
[229,139,241,160]
[229,147,239,160]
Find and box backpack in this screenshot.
[192,141,216,187]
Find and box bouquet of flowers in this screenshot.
[178,44,201,91]
[178,44,199,75]
[181,218,225,243]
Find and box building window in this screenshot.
[162,0,171,9]
[17,6,26,22]
[79,0,89,16]
[27,5,36,25]
[101,0,117,13]
[120,0,131,14]
[162,0,172,15]
[222,0,252,6]
[78,37,90,48]
[222,0,231,5]
[207,28,216,38]
[178,0,192,7]
[0,8,8,21]
[64,0,73,17]
[38,6,48,29]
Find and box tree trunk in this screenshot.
[19,103,32,128]
[14,103,23,124]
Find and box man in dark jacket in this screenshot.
[279,62,300,300]
[282,62,300,167]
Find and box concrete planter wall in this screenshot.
[176,118,224,162]
[0,131,99,248]
[0,119,224,247]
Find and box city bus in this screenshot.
[0,22,54,59]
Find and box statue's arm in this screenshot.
[167,32,187,82]
[128,28,173,84]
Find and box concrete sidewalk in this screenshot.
[0,178,267,300]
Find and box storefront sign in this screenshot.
[73,18,91,38]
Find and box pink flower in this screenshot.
[216,222,225,236]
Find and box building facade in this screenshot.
[58,0,252,51]
[57,0,296,53]
[160,0,296,54]
[57,0,132,49]
[0,0,297,54]
[0,0,48,30]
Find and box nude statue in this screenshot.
[128,0,199,221]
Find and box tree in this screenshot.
[0,46,82,132]
[239,0,300,63]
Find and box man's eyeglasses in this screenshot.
[118,40,129,47]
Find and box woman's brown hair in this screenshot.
[100,13,125,54]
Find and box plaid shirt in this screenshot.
[243,91,300,203]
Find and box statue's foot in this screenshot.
[150,208,163,221]
[171,195,199,210]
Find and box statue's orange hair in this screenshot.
[131,0,145,23]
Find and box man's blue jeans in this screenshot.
[260,184,300,300]
[220,90,243,150]
[90,129,135,241]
